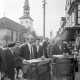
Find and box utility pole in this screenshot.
[42,0,46,41]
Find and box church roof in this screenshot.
[24,0,29,7]
[61,17,66,21]
[0,17,27,32]
[19,16,33,21]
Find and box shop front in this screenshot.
[60,27,80,41]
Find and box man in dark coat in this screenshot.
[18,35,37,80]
[47,38,55,58]
[34,38,43,58]
[42,39,49,58]
[51,37,71,55]
[4,43,15,80]
[13,42,21,79]
[0,47,6,80]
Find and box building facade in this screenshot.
[0,0,36,46]
[58,0,80,41]
[59,0,80,28]
[0,17,26,45]
[65,0,79,27]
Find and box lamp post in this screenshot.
[42,0,46,41]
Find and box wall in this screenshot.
[20,18,33,31]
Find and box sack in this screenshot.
[22,64,28,73]
[4,77,11,80]
[74,59,79,72]
[79,49,80,61]
[1,76,11,80]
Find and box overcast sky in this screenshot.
[0,0,66,38]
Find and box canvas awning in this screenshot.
[59,27,80,41]
[60,30,69,40]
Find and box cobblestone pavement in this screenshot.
[0,69,80,80]
[75,67,80,80]
[75,72,80,80]
[16,70,80,80]
[15,70,23,80]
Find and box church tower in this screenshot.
[19,0,33,31]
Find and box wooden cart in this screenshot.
[22,58,51,80]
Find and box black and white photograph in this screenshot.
[0,0,80,80]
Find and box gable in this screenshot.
[0,17,27,32]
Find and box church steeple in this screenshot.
[19,0,33,31]
[23,0,30,17]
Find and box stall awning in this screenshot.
[59,27,80,41]
[60,30,69,40]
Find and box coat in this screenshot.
[33,45,43,58]
[42,41,49,58]
[13,47,22,68]
[51,43,71,55]
[4,48,15,80]
[17,43,38,79]
[18,43,37,62]
[0,47,6,73]
[4,48,15,68]
[47,43,53,58]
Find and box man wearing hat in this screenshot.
[51,37,71,55]
[18,35,37,80]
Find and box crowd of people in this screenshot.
[0,34,80,80]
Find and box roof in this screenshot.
[19,16,33,21]
[61,17,66,21]
[64,27,80,30]
[59,27,80,41]
[61,21,66,28]
[60,27,80,36]
[0,17,27,32]
[24,0,29,7]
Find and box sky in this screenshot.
[0,0,66,38]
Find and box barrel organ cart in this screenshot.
[22,58,51,80]
[51,55,76,80]
[22,55,78,80]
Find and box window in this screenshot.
[21,21,23,24]
[77,4,80,24]
[26,21,28,23]
[69,16,72,26]
[72,12,74,23]
[24,8,27,12]
[67,19,69,27]
[78,4,80,10]
[78,18,80,24]
[78,11,80,17]
[71,0,74,4]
